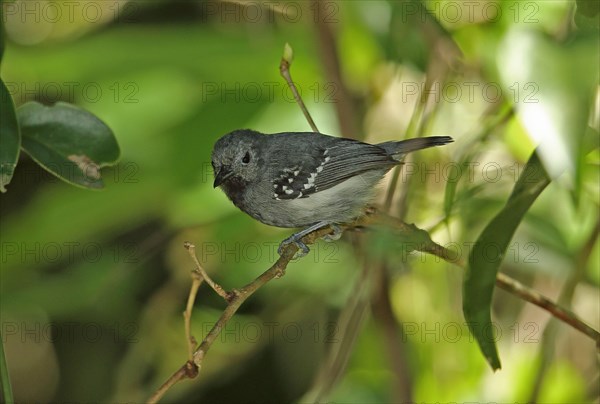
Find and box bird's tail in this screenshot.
[378,136,453,160]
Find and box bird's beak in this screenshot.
[213,166,233,188]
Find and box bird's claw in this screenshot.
[322,223,342,242]
[278,237,310,259]
[278,223,343,258]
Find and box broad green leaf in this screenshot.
[463,151,551,370]
[17,101,120,189]
[0,78,20,192]
[498,30,599,196]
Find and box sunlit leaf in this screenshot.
[17,101,120,189]
[0,78,20,192]
[463,151,551,370]
[498,29,599,196]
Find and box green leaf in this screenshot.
[463,151,551,370]
[443,158,475,218]
[498,30,599,195]
[17,101,120,189]
[0,78,20,192]
[575,0,600,31]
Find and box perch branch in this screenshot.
[147,211,599,402]
[146,225,335,403]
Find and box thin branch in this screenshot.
[147,210,600,402]
[146,226,335,403]
[367,212,600,344]
[184,242,228,301]
[147,361,198,404]
[496,273,599,343]
[279,43,320,133]
[182,263,203,361]
[190,224,334,366]
[528,218,600,402]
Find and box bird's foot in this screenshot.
[322,223,342,242]
[278,222,343,258]
[278,235,310,259]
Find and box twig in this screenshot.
[184,242,229,301]
[147,361,198,404]
[182,263,203,361]
[279,43,320,133]
[146,226,335,403]
[526,220,600,386]
[495,272,599,344]
[367,212,599,344]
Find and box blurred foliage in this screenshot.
[0,0,598,403]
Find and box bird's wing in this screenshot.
[271,138,396,200]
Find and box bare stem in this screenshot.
[146,361,198,403]
[184,241,229,301]
[279,43,320,133]
[183,268,203,361]
[147,227,334,402]
[147,212,599,402]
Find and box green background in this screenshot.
[1,0,598,402]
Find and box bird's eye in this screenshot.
[242,151,251,164]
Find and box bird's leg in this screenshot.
[278,221,339,257]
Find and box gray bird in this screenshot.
[212,129,453,255]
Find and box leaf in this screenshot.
[0,78,21,192]
[498,30,599,196]
[443,158,476,218]
[463,151,551,370]
[17,101,120,189]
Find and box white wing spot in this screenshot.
[285,188,294,195]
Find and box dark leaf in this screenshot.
[0,78,20,192]
[17,101,120,189]
[463,151,551,370]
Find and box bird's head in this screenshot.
[211,129,263,189]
